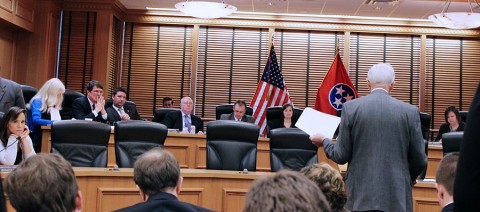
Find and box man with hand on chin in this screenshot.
[72,80,108,123]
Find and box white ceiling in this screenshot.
[119,0,479,20]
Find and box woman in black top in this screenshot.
[435,106,466,142]
[270,103,297,129]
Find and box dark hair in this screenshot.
[233,100,247,108]
[0,107,27,148]
[244,170,331,212]
[133,148,180,197]
[112,87,126,96]
[444,106,461,124]
[5,154,79,212]
[300,163,347,212]
[436,152,459,196]
[86,80,103,92]
[281,103,294,119]
[163,97,173,105]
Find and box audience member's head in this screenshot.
[30,78,65,112]
[134,148,182,200]
[0,106,27,147]
[436,152,459,208]
[180,97,194,115]
[111,87,127,108]
[163,97,174,108]
[233,100,247,120]
[244,170,331,212]
[86,80,104,103]
[367,63,395,92]
[5,153,82,212]
[300,163,347,212]
[281,103,294,120]
[444,106,461,125]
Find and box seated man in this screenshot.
[114,148,213,212]
[72,80,107,123]
[164,97,203,134]
[244,170,331,212]
[106,87,142,125]
[163,97,174,108]
[219,100,254,123]
[5,154,83,212]
[436,152,459,212]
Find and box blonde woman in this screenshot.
[27,78,65,151]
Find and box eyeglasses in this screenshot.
[91,90,103,94]
[181,102,193,105]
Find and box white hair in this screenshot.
[367,63,395,86]
[29,78,65,113]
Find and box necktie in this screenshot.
[184,115,192,132]
[92,104,95,111]
[118,108,125,116]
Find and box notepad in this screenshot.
[295,107,341,139]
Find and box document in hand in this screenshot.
[296,107,341,139]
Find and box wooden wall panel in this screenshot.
[0,26,15,78]
[0,0,33,31]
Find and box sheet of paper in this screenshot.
[49,108,61,121]
[295,107,341,139]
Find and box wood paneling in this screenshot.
[0,26,15,78]
[0,0,33,31]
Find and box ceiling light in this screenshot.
[428,0,480,29]
[175,1,237,19]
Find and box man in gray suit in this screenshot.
[220,100,254,123]
[311,63,427,212]
[0,77,25,113]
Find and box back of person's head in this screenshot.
[244,170,331,212]
[436,152,460,196]
[133,148,180,197]
[30,78,65,112]
[300,163,347,212]
[367,63,395,86]
[5,153,80,212]
[0,107,27,147]
[444,106,461,124]
[86,80,103,92]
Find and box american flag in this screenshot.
[250,46,292,136]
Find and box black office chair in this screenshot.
[61,89,84,120]
[265,106,303,137]
[114,120,168,168]
[51,120,110,167]
[206,120,259,171]
[459,111,468,123]
[21,85,38,104]
[215,104,253,120]
[0,112,4,124]
[442,132,463,156]
[269,128,318,172]
[152,108,180,124]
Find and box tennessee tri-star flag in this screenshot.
[314,53,358,116]
[251,46,292,136]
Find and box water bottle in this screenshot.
[190,125,196,134]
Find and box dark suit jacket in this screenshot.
[164,111,203,133]
[441,203,454,212]
[219,113,255,123]
[0,78,25,113]
[106,102,142,125]
[454,84,480,211]
[113,192,213,212]
[72,96,106,123]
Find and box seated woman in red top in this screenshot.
[435,106,466,142]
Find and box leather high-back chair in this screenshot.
[152,108,180,124]
[215,104,253,120]
[51,120,110,167]
[269,128,318,172]
[114,120,168,168]
[0,112,4,124]
[206,120,259,171]
[442,132,463,156]
[419,112,431,141]
[21,85,38,104]
[265,106,303,137]
[61,89,84,120]
[459,111,468,123]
